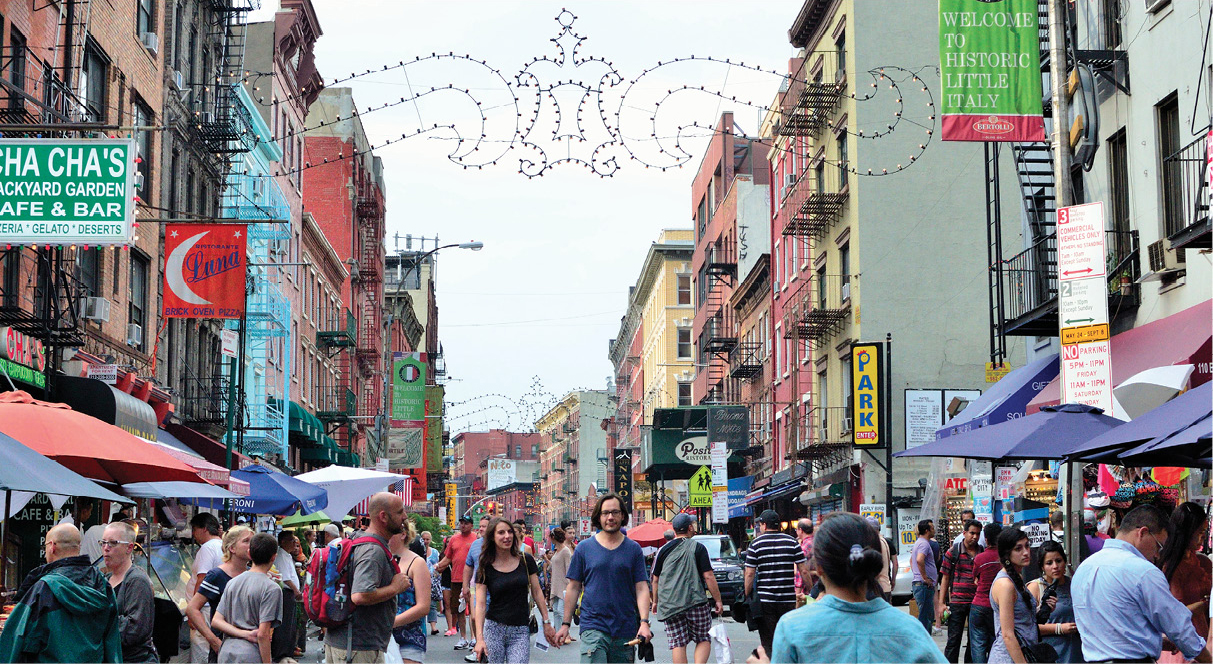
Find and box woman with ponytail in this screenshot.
[766,512,945,663]
[989,526,1052,663]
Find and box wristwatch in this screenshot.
[640,618,650,624]
[562,621,571,627]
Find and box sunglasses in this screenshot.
[99,539,132,549]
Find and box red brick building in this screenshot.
[451,429,542,481]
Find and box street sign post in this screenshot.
[1057,203,1113,415]
[710,442,728,524]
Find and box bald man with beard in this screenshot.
[323,492,410,663]
[0,523,122,662]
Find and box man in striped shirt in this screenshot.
[743,510,810,656]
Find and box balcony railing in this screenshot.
[699,309,737,354]
[225,172,290,227]
[317,386,357,421]
[1162,134,1211,249]
[998,230,1139,336]
[318,308,356,349]
[779,162,849,238]
[782,273,851,345]
[196,85,258,153]
[792,405,852,461]
[729,341,764,380]
[0,42,86,125]
[179,364,230,427]
[705,236,738,279]
[778,50,845,138]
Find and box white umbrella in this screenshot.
[295,466,402,520]
[1113,364,1195,420]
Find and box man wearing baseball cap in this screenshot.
[743,510,809,656]
[651,514,721,664]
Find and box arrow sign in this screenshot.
[1057,202,1113,416]
[1056,203,1107,281]
[1062,268,1093,277]
[1064,318,1094,325]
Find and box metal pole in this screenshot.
[885,333,893,540]
[1047,0,1083,567]
[2,490,10,596]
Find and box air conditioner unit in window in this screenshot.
[140,32,158,55]
[126,323,143,347]
[199,111,214,124]
[784,173,797,187]
[1146,239,1185,274]
[841,281,851,300]
[80,297,111,322]
[840,417,852,435]
[173,70,186,91]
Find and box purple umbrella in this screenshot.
[1065,381,1211,466]
[895,403,1122,461]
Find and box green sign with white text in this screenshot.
[938,0,1045,142]
[391,352,427,425]
[0,357,45,388]
[0,139,137,245]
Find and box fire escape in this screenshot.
[354,176,384,463]
[698,236,737,405]
[986,0,1136,363]
[315,307,356,464]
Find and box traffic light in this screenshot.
[487,501,498,516]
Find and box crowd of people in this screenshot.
[1,491,1206,664]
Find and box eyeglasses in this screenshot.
[600,510,623,518]
[99,540,132,549]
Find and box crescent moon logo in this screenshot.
[167,232,213,305]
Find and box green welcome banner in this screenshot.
[939,0,1045,142]
[391,352,427,425]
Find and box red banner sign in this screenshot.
[162,224,247,319]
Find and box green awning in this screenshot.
[301,435,339,465]
[349,452,361,467]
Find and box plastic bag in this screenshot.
[709,621,733,664]
[384,637,404,664]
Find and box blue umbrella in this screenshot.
[226,465,328,516]
[1118,413,1211,468]
[1065,381,1211,466]
[895,403,1123,461]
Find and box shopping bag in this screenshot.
[709,621,733,664]
[384,637,404,664]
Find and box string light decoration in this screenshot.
[251,8,936,179]
[446,375,615,436]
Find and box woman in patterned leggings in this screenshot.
[473,517,558,664]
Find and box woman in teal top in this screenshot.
[768,512,946,663]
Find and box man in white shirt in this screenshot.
[274,530,305,659]
[188,512,224,663]
[950,510,987,548]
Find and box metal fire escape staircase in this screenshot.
[699,236,737,405]
[354,182,384,463]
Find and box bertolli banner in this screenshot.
[939,0,1045,141]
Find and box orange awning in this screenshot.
[0,391,207,485]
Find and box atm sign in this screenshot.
[851,342,885,447]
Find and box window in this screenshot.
[817,266,828,308]
[132,98,153,194]
[817,369,829,411]
[186,28,197,87]
[515,445,522,458]
[835,32,846,77]
[839,244,850,299]
[678,383,692,406]
[137,0,155,37]
[174,2,185,66]
[677,274,691,305]
[677,328,692,359]
[1158,94,1183,236]
[80,44,107,122]
[1,249,18,308]
[815,159,826,194]
[531,444,538,456]
[129,252,149,351]
[837,134,848,189]
[77,248,100,297]
[1102,0,1122,48]
[697,196,707,239]
[9,28,26,108]
[1107,129,1131,260]
[841,356,853,410]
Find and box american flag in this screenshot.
[352,475,414,515]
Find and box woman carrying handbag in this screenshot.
[989,527,1056,664]
[472,517,558,664]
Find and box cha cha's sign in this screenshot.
[0,326,46,388]
[0,139,137,245]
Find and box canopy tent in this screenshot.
[895,403,1123,461]
[295,466,401,521]
[195,464,329,516]
[1028,299,1211,413]
[279,510,335,527]
[625,518,673,547]
[121,481,242,501]
[936,353,1059,439]
[1066,382,1212,468]
[0,391,205,485]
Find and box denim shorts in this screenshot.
[399,645,425,663]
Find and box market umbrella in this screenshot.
[279,510,334,527]
[1118,413,1212,469]
[295,466,401,520]
[1065,381,1212,464]
[121,482,241,501]
[625,518,672,547]
[0,391,204,485]
[226,464,328,516]
[1113,364,1195,420]
[894,403,1123,461]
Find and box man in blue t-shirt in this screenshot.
[554,494,651,663]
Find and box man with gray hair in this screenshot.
[102,521,157,662]
[0,523,121,662]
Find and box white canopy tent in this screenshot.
[295,466,402,520]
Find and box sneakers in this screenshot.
[454,639,470,650]
[444,629,458,637]
[464,652,478,663]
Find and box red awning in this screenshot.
[164,422,254,471]
[1028,299,1212,413]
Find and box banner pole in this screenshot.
[885,333,894,540]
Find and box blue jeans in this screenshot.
[968,604,995,663]
[912,582,935,634]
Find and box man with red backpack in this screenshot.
[314,492,411,663]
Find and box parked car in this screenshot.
[691,534,747,619]
[892,550,913,605]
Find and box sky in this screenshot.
[251,1,803,433]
